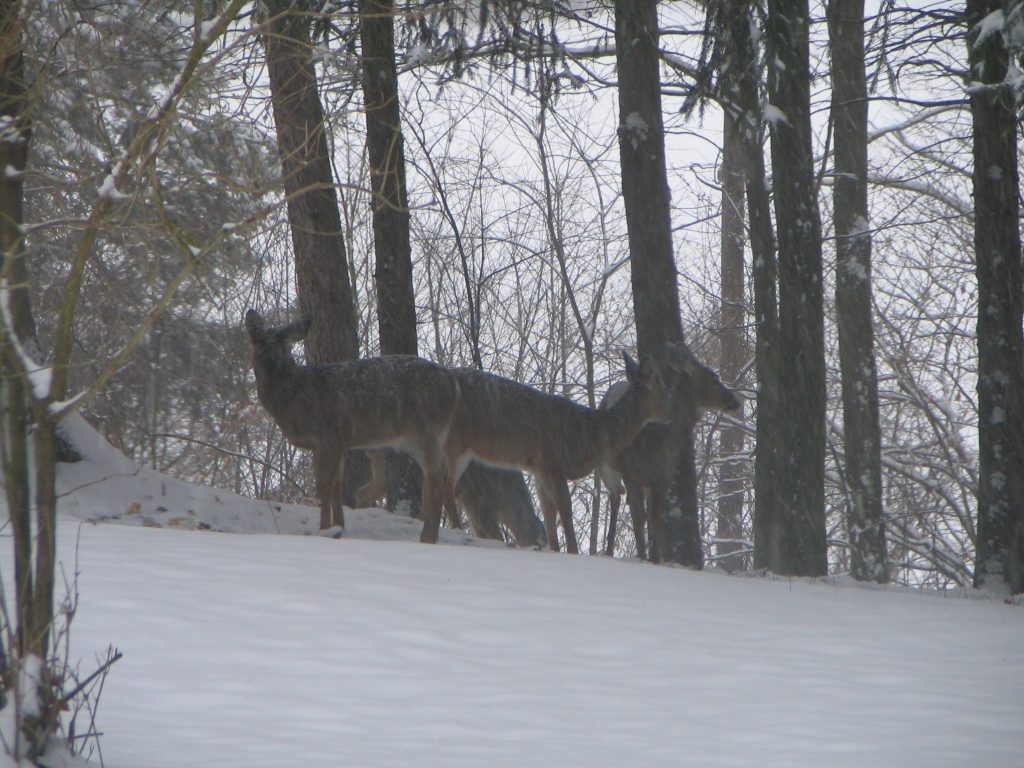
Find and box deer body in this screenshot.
[445,355,666,553]
[601,341,741,562]
[245,310,458,539]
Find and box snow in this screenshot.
[973,10,1004,51]
[621,112,649,150]
[762,103,789,126]
[97,173,128,201]
[2,416,1023,767]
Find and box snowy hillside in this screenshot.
[4,417,1024,767]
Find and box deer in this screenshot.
[244,309,459,542]
[440,353,668,553]
[600,340,741,562]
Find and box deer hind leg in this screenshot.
[417,444,449,545]
[443,476,466,531]
[315,445,345,531]
[536,482,561,552]
[538,472,579,554]
[625,481,647,561]
[605,484,622,556]
[355,449,388,509]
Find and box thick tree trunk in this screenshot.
[966,0,1024,595]
[828,0,886,583]
[765,0,827,577]
[614,0,701,567]
[716,112,747,572]
[262,0,364,519]
[358,0,421,516]
[721,0,781,572]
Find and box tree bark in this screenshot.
[966,0,1024,594]
[828,0,887,583]
[358,0,421,516]
[614,0,701,567]
[765,0,827,577]
[716,110,747,572]
[262,0,364,519]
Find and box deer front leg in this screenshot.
[315,445,345,531]
[625,481,647,561]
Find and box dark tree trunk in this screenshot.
[966,0,1024,595]
[358,0,421,516]
[765,0,827,577]
[828,0,886,583]
[716,111,747,572]
[614,0,701,568]
[720,0,781,572]
[263,0,364,518]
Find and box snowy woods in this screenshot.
[1,0,1023,759]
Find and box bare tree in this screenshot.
[357,0,422,515]
[765,0,827,576]
[614,0,700,566]
[966,0,1024,594]
[262,0,361,520]
[828,0,886,583]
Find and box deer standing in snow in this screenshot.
[442,354,667,553]
[245,310,459,541]
[600,340,741,562]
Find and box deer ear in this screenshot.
[244,309,264,336]
[281,315,312,343]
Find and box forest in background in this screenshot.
[4,0,1021,588]
[4,0,1024,756]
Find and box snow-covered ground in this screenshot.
[3,417,1024,767]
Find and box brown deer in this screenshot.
[600,341,741,562]
[245,310,459,542]
[441,353,667,553]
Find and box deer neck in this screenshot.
[252,349,303,423]
[598,384,652,462]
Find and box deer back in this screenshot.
[246,310,459,457]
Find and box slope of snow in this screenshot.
[2,416,1022,767]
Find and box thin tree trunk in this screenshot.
[721,0,781,572]
[262,0,363,518]
[966,0,1024,594]
[614,0,701,567]
[358,0,421,516]
[765,0,827,576]
[716,110,747,572]
[828,0,886,583]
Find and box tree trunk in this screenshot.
[828,0,886,583]
[765,0,827,577]
[0,0,39,659]
[716,110,747,572]
[721,0,781,572]
[358,0,421,516]
[967,0,1024,595]
[262,0,364,518]
[614,0,701,568]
